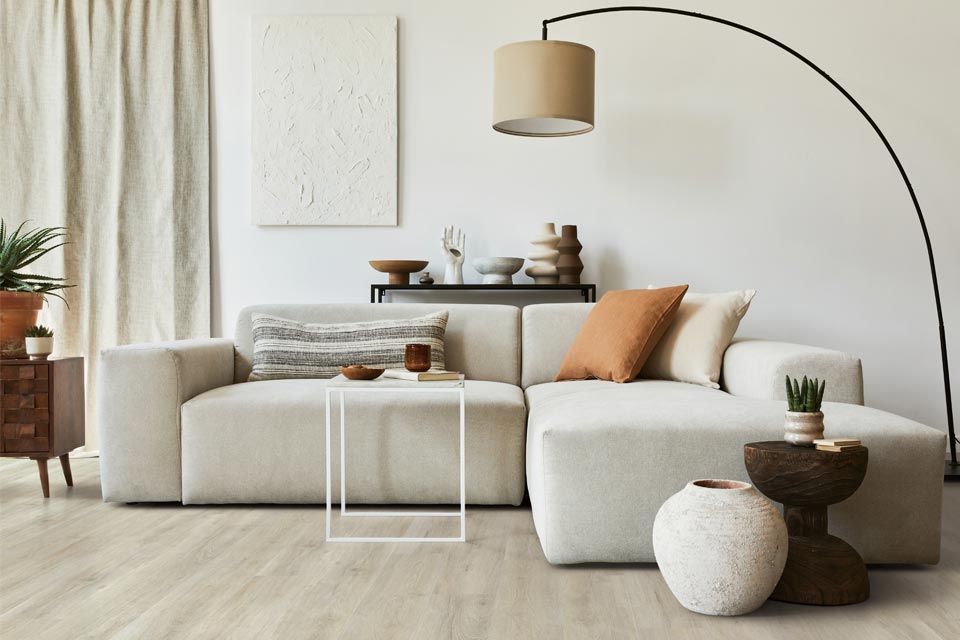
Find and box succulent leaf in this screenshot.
[25,324,54,338]
[785,375,828,412]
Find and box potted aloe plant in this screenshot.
[784,375,826,446]
[0,220,72,358]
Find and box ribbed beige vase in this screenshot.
[653,479,788,616]
[556,225,583,284]
[525,223,560,284]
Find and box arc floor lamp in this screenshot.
[491,6,957,477]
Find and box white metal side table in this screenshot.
[324,374,466,542]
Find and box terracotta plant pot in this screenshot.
[0,291,45,359]
[653,479,788,616]
[783,411,825,447]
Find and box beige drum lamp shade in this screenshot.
[493,40,596,136]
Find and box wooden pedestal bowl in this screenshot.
[369,260,429,285]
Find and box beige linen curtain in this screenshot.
[0,0,210,450]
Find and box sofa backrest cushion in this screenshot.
[235,304,520,386]
[522,303,594,388]
[248,311,449,381]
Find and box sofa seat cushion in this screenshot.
[525,380,944,564]
[181,379,526,505]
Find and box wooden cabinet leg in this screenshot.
[36,458,50,498]
[59,454,73,487]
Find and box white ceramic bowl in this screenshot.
[473,257,525,285]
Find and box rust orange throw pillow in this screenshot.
[555,286,689,383]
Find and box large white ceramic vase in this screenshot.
[652,479,787,616]
[524,222,560,284]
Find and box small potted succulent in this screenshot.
[25,325,54,360]
[0,220,72,358]
[784,375,826,446]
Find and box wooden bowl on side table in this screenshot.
[340,365,385,381]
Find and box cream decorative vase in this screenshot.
[783,411,825,446]
[652,479,788,616]
[524,223,560,284]
[25,337,54,360]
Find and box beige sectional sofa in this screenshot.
[99,303,946,565]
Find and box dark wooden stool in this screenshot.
[1,357,85,497]
[744,441,869,605]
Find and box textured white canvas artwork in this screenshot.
[252,16,397,226]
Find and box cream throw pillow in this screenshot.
[640,288,756,388]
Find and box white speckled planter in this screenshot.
[25,336,54,360]
[652,479,788,616]
[783,411,825,446]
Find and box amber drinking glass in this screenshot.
[404,344,431,372]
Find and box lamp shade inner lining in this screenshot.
[493,117,594,136]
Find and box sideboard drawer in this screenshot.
[1,363,53,454]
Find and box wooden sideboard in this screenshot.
[1,357,85,497]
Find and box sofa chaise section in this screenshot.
[522,303,945,565]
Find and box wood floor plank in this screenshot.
[0,457,956,640]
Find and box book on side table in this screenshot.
[814,438,862,452]
[382,369,461,382]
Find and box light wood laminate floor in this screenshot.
[1,458,957,639]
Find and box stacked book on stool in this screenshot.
[814,438,862,452]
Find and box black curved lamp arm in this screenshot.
[542,6,957,466]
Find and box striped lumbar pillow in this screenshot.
[248,311,449,381]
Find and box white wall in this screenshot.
[210,0,960,437]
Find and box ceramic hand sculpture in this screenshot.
[441,225,466,284]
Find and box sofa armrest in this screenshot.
[98,339,235,502]
[720,338,864,405]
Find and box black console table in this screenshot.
[371,283,596,303]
